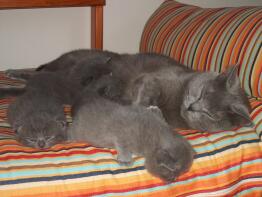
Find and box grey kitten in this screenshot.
[6,72,78,149]
[2,56,115,149]
[68,88,194,182]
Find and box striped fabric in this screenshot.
[140,0,262,98]
[0,72,261,196]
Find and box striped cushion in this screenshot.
[140,0,262,98]
[0,73,261,196]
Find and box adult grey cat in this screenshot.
[36,50,253,132]
[68,81,194,182]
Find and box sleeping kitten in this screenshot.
[3,56,115,149]
[7,72,75,149]
[68,85,194,182]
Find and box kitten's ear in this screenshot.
[56,118,67,129]
[103,57,112,63]
[230,103,254,127]
[156,149,177,171]
[13,124,23,134]
[223,65,241,92]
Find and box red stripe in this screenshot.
[229,183,262,196]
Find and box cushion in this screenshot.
[140,0,262,98]
[0,72,261,196]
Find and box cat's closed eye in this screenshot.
[45,136,55,142]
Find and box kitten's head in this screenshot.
[14,113,67,149]
[86,73,126,103]
[181,65,253,131]
[71,56,112,86]
[145,133,194,183]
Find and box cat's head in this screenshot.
[181,65,253,131]
[145,133,194,183]
[13,113,67,149]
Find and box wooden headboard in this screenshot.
[0,0,105,49]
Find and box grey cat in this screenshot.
[68,81,194,182]
[6,72,75,149]
[35,50,253,132]
[114,56,253,131]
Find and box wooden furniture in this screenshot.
[0,0,105,49]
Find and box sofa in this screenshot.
[0,1,261,196]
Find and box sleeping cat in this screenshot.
[68,80,194,182]
[117,59,253,131]
[34,50,253,132]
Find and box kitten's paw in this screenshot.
[147,105,164,119]
[117,156,133,166]
[147,105,159,110]
[117,159,133,166]
[5,69,18,79]
[5,69,34,81]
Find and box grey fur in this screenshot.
[2,53,114,149]
[108,53,253,131]
[6,50,253,132]
[68,89,194,182]
[6,72,79,149]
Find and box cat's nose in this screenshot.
[38,140,45,148]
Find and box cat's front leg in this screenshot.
[114,141,133,166]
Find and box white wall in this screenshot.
[0,0,261,69]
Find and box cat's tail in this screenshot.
[0,87,25,98]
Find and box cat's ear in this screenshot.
[230,103,254,127]
[225,65,241,91]
[216,65,240,93]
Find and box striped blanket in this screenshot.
[0,71,261,196]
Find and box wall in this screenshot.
[0,0,261,69]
